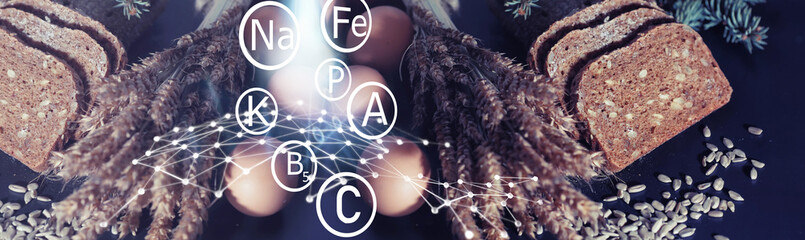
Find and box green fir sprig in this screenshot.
[505,0,540,19]
[114,0,150,19]
[662,0,769,53]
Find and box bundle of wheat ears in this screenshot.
[42,1,612,239]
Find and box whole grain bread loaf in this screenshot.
[0,0,126,172]
[528,0,732,171]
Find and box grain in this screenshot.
[26,183,38,191]
[603,196,618,202]
[733,156,747,163]
[673,179,682,191]
[657,174,672,183]
[714,234,730,240]
[628,184,646,193]
[708,210,724,218]
[662,191,671,199]
[691,193,704,204]
[705,143,719,152]
[728,190,744,201]
[652,200,665,211]
[713,178,724,191]
[623,191,631,204]
[727,201,735,212]
[703,126,711,138]
[616,183,628,191]
[720,155,731,168]
[685,175,693,185]
[698,182,712,191]
[706,164,717,176]
[690,212,702,220]
[732,149,746,158]
[747,126,763,135]
[8,184,26,193]
[36,196,51,203]
[722,138,734,149]
[750,168,758,180]
[680,228,696,237]
[751,159,765,169]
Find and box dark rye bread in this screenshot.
[0,27,80,172]
[575,23,731,171]
[0,0,127,73]
[528,0,732,171]
[0,8,108,102]
[528,0,658,76]
[545,8,673,87]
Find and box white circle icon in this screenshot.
[315,58,352,101]
[347,82,398,140]
[239,1,300,70]
[316,172,376,238]
[320,0,372,53]
[235,88,278,135]
[271,140,318,192]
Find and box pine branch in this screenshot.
[666,0,769,53]
[504,0,540,19]
[114,0,151,19]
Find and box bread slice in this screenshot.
[0,8,107,102]
[546,8,673,96]
[574,23,732,171]
[0,27,80,172]
[527,0,658,76]
[0,0,126,73]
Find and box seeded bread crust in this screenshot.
[574,23,732,171]
[546,8,673,92]
[0,8,107,103]
[528,0,658,76]
[0,0,126,73]
[0,28,80,172]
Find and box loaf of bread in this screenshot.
[528,0,732,171]
[0,0,126,172]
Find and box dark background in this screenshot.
[2,0,804,239]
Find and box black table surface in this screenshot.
[2,0,804,239]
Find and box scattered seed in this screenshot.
[628,184,646,193]
[728,190,744,201]
[682,175,692,186]
[691,193,705,204]
[673,179,682,191]
[708,210,724,218]
[711,196,721,209]
[680,228,696,237]
[727,201,735,212]
[650,220,663,233]
[733,157,747,163]
[26,183,38,191]
[652,200,665,211]
[713,178,724,191]
[662,191,671,199]
[36,196,52,203]
[23,191,32,204]
[703,126,711,138]
[705,143,719,152]
[673,224,687,235]
[623,191,631,204]
[604,196,618,202]
[6,203,20,211]
[657,174,672,183]
[747,126,763,135]
[718,199,728,211]
[8,184,26,193]
[751,159,765,169]
[714,234,730,240]
[706,164,717,176]
[722,138,734,149]
[690,212,702,220]
[697,182,712,191]
[720,155,731,168]
[732,149,746,158]
[750,168,758,180]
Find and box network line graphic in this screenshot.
[110,102,546,239]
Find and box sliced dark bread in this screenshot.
[0,27,81,172]
[545,8,673,96]
[527,0,658,77]
[0,0,126,73]
[574,23,731,171]
[0,8,107,102]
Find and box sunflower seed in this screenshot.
[728,190,744,201]
[702,198,712,213]
[666,200,677,212]
[628,184,646,193]
[673,223,687,235]
[708,210,724,218]
[751,159,765,169]
[628,214,639,221]
[722,137,734,148]
[703,126,711,137]
[617,217,627,227]
[747,126,763,135]
[680,227,696,237]
[16,224,32,233]
[673,179,682,191]
[706,152,716,163]
[622,224,638,233]
[623,191,631,204]
[750,168,758,180]
[650,220,663,233]
[26,183,38,191]
[733,156,747,163]
[604,196,618,202]
[23,192,32,204]
[727,201,735,212]
[698,182,712,191]
[613,210,626,218]
[691,203,703,212]
[732,149,746,158]
[6,203,20,211]
[690,212,702,220]
[714,234,730,240]
[713,178,724,191]
[691,193,705,204]
[720,155,731,168]
[705,143,719,152]
[706,164,717,176]
[711,196,721,209]
[652,200,665,211]
[36,196,51,203]
[634,202,650,211]
[8,184,26,193]
[603,209,612,218]
[719,199,728,211]
[657,174,672,183]
[662,191,671,199]
[616,183,628,191]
